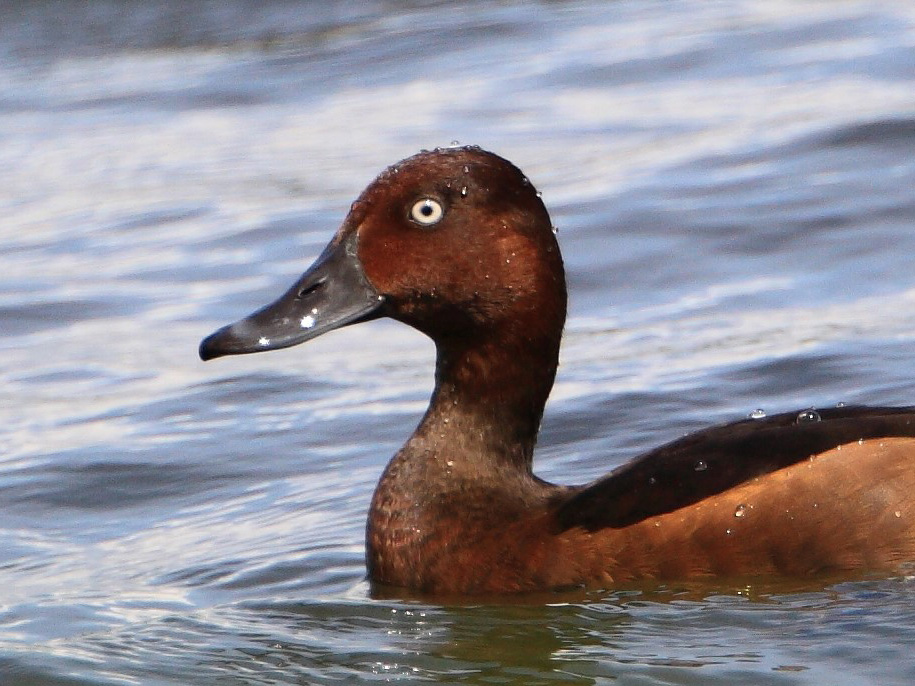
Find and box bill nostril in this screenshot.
[297,279,326,299]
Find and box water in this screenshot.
[3,0,915,683]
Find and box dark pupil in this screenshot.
[421,203,433,216]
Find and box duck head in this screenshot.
[200,146,565,362]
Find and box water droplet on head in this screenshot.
[694,461,708,472]
[551,226,559,235]
[749,409,766,419]
[836,401,846,408]
[648,476,657,485]
[460,186,468,197]
[462,165,469,173]
[895,511,902,518]
[300,315,316,329]
[734,504,747,518]
[796,409,821,424]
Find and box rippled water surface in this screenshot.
[4,1,915,684]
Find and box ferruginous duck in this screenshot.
[200,146,915,595]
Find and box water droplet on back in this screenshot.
[749,409,766,419]
[734,504,747,518]
[796,409,821,424]
[460,186,468,197]
[694,461,708,472]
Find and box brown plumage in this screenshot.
[201,146,915,595]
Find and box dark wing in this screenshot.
[555,405,915,532]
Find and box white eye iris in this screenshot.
[410,198,444,226]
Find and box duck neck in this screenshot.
[418,328,560,473]
[371,315,564,509]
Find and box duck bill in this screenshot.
[199,232,382,361]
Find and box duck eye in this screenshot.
[409,198,444,226]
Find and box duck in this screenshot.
[200,146,915,595]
